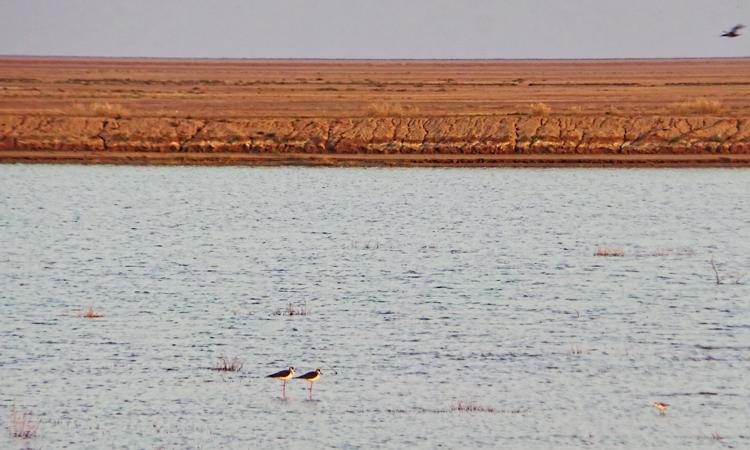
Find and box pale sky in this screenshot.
[0,0,748,59]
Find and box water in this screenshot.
[1,165,749,449]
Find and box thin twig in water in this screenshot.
[710,258,747,284]
[710,258,722,285]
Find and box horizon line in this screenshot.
[1,54,749,62]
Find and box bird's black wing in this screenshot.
[268,369,291,378]
[296,370,317,379]
[731,24,745,33]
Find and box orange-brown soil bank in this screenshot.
[2,57,750,166]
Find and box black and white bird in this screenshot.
[721,24,745,38]
[296,369,322,400]
[267,366,296,398]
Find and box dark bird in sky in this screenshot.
[721,24,745,37]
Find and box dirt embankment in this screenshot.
[2,58,750,166]
[2,115,749,156]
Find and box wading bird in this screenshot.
[653,402,669,415]
[721,24,745,38]
[267,367,295,398]
[296,369,321,400]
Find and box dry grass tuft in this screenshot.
[366,102,420,117]
[81,305,104,319]
[8,406,39,439]
[594,246,625,257]
[28,107,66,116]
[451,401,496,413]
[273,302,310,317]
[529,102,552,116]
[568,105,584,114]
[71,102,130,118]
[670,98,723,114]
[211,355,243,372]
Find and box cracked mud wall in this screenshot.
[2,114,749,155]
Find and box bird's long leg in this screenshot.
[309,383,313,400]
[282,380,286,399]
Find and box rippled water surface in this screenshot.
[1,166,749,449]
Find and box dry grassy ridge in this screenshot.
[1,57,750,166]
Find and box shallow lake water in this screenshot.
[1,165,749,449]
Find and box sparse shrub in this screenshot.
[81,305,104,319]
[529,102,551,116]
[211,355,243,372]
[30,107,65,116]
[71,102,130,118]
[8,406,39,439]
[568,105,583,114]
[366,102,420,117]
[670,98,723,114]
[273,302,310,317]
[594,246,624,257]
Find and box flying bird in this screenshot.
[296,369,322,400]
[721,24,745,37]
[267,367,295,399]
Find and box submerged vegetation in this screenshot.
[594,246,625,257]
[273,302,310,317]
[211,355,243,372]
[450,401,497,413]
[8,406,39,439]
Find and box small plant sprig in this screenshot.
[81,305,104,319]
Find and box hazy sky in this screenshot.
[0,0,748,59]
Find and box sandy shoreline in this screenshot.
[3,150,750,167]
[2,57,750,166]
